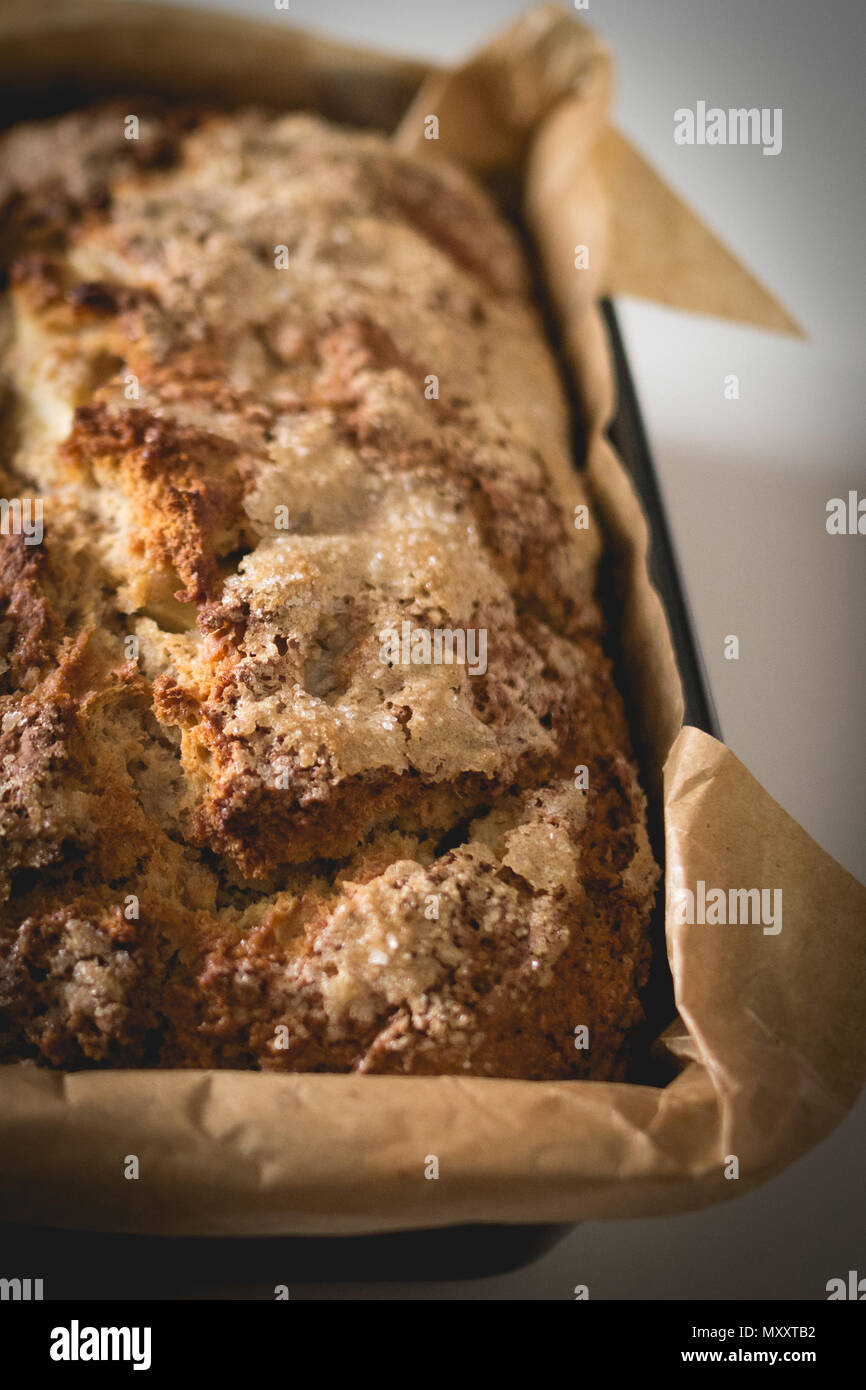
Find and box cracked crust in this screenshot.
[0,106,658,1079]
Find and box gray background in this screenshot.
[133,0,865,1298]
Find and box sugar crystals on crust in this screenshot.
[0,107,658,1078]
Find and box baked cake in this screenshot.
[0,106,658,1077]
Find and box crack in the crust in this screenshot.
[0,371,28,494]
[432,812,478,858]
[251,321,288,374]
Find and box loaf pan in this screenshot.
[0,299,720,1293]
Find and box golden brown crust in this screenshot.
[0,105,658,1079]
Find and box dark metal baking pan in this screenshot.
[601,300,721,743]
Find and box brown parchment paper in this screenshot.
[0,0,862,1236]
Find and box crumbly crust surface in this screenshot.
[0,106,658,1077]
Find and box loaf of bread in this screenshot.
[0,106,658,1078]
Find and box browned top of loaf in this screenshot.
[0,106,658,1079]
